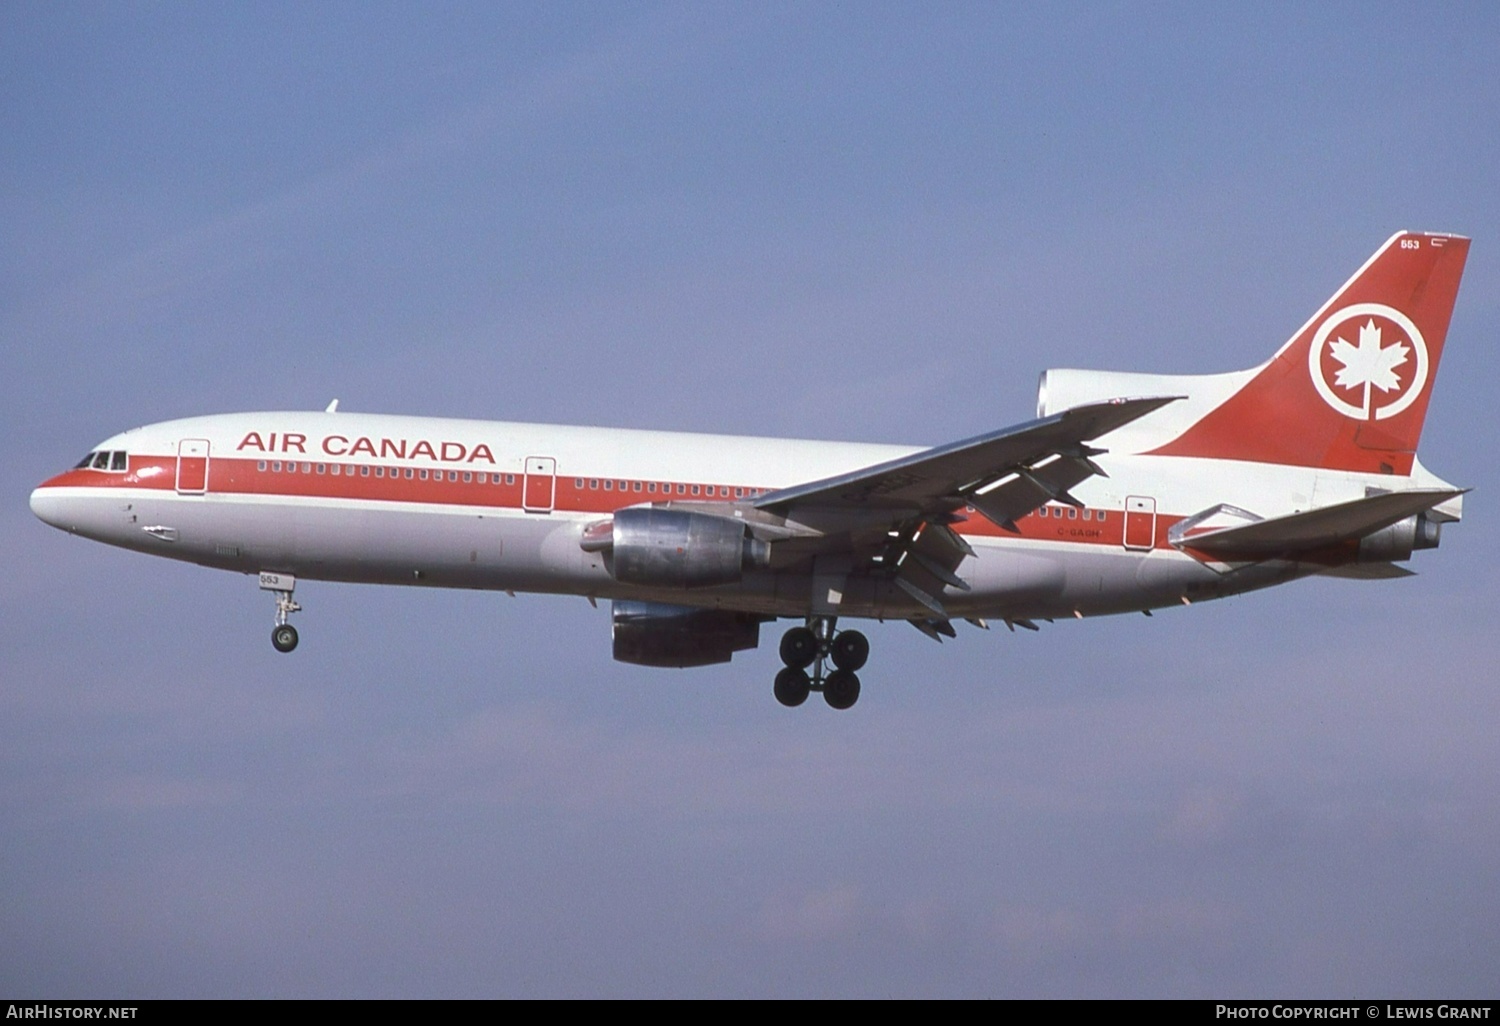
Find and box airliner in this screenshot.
[30,231,1469,710]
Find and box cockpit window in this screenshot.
[76,450,128,472]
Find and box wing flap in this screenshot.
[966,453,1096,529]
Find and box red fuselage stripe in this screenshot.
[40,456,1181,549]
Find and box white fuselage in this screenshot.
[30,407,1455,625]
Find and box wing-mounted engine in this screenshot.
[611,600,762,667]
[581,507,770,589]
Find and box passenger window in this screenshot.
[361,466,370,477]
[405,468,414,479]
[633,481,642,492]
[604,480,613,491]
[257,461,267,471]
[448,471,457,482]
[419,469,428,480]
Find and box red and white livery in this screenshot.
[31,231,1470,709]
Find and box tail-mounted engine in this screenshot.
[1357,511,1443,563]
[581,508,770,589]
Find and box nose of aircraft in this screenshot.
[30,479,74,531]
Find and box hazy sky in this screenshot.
[4,2,1498,997]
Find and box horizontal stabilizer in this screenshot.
[1170,489,1464,559]
[1319,562,1418,580]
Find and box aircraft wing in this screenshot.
[747,396,1177,625]
[754,396,1179,528]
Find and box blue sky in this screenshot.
[4,1,1498,997]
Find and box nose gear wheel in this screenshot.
[260,572,302,654]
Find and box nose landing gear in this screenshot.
[260,571,301,653]
[272,622,299,653]
[774,617,868,710]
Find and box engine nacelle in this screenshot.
[1358,512,1443,563]
[609,508,769,589]
[611,600,762,668]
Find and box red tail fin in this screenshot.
[1150,231,1469,475]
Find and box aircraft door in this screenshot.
[1124,495,1156,551]
[522,456,556,513]
[176,439,210,495]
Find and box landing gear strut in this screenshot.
[774,617,868,710]
[260,571,301,653]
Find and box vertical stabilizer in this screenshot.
[1149,231,1469,475]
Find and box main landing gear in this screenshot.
[773,617,869,711]
[259,571,301,653]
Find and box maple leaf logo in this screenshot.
[1308,304,1429,422]
[1328,318,1409,418]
